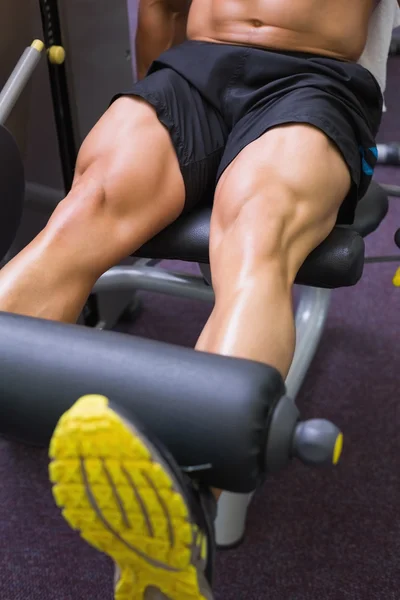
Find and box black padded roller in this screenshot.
[0,312,285,493]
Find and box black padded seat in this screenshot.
[135,181,388,289]
[0,125,25,262]
[349,180,389,237]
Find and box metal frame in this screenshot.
[39,0,101,326]
[381,184,400,198]
[93,261,332,547]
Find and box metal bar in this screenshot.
[376,143,400,166]
[390,31,400,55]
[134,258,163,268]
[0,41,44,125]
[39,0,101,326]
[381,184,400,198]
[215,492,252,548]
[216,286,331,547]
[365,256,400,264]
[81,293,101,327]
[93,265,215,302]
[286,287,332,400]
[39,0,77,192]
[56,0,82,146]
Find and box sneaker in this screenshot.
[49,394,215,600]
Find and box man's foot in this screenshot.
[49,395,215,599]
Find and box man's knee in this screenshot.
[44,176,111,263]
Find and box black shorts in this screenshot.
[113,40,383,224]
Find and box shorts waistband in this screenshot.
[185,39,352,64]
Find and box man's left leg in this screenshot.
[195,124,351,379]
[194,124,351,501]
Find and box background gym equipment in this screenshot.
[377,33,400,177]
[38,0,102,327]
[390,27,400,56]
[369,30,400,281]
[376,142,400,166]
[0,41,44,262]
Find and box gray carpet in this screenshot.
[0,57,399,599]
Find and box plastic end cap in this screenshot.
[31,40,45,53]
[393,267,400,287]
[332,432,343,465]
[48,46,66,65]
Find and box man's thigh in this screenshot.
[0,0,31,153]
[210,124,352,279]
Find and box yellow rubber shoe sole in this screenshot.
[49,395,210,600]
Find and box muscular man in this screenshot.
[0,1,389,598]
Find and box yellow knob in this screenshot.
[393,268,400,287]
[48,45,66,65]
[332,433,343,465]
[31,39,45,53]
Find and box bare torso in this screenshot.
[186,0,377,62]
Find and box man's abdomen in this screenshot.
[187,0,375,61]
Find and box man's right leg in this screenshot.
[0,96,185,322]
